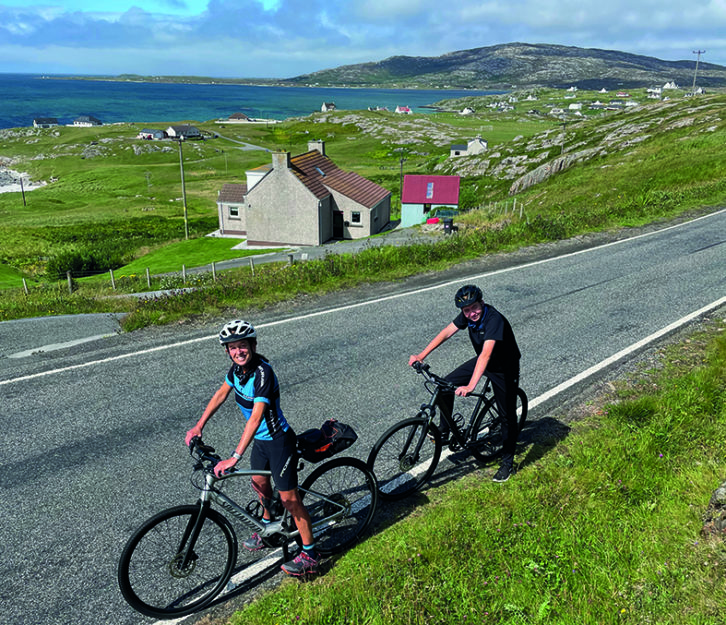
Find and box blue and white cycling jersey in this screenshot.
[225,357,289,440]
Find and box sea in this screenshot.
[0,73,501,130]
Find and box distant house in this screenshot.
[568,102,582,111]
[663,81,678,90]
[217,140,391,246]
[395,105,413,114]
[137,128,167,140]
[33,117,58,128]
[400,174,460,228]
[166,124,202,140]
[73,115,102,127]
[460,107,475,115]
[321,102,336,112]
[227,112,251,122]
[450,136,488,158]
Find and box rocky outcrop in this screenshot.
[703,481,726,538]
[508,148,600,194]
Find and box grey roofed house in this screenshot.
[217,140,391,246]
[33,117,59,128]
[73,115,102,126]
[227,112,251,121]
[166,124,202,139]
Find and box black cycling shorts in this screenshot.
[250,428,298,492]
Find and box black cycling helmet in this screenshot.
[219,319,257,345]
[454,285,483,309]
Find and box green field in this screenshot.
[1,89,725,326]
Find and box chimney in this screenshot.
[271,151,291,170]
[308,140,325,156]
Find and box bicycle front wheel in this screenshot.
[117,505,237,619]
[300,457,378,556]
[367,417,441,500]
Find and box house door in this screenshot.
[333,211,344,239]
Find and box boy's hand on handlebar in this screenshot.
[408,354,423,367]
[455,385,475,397]
[214,457,238,477]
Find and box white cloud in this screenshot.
[0,0,722,77]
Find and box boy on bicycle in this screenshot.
[185,319,318,576]
[408,285,522,482]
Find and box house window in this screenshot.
[229,205,239,218]
[351,211,361,224]
[426,182,434,200]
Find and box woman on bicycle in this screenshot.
[185,319,318,576]
[408,285,522,482]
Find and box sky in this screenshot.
[0,0,724,78]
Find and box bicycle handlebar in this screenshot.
[188,436,222,468]
[412,361,489,398]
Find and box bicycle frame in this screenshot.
[193,467,351,547]
[417,371,496,450]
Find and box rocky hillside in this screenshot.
[285,43,726,90]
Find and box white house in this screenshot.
[321,102,336,112]
[73,115,102,127]
[395,105,413,114]
[33,118,58,128]
[166,124,202,140]
[460,107,475,115]
[450,136,488,158]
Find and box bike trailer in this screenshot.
[297,419,358,462]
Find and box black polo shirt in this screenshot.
[453,304,521,373]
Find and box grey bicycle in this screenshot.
[118,437,377,619]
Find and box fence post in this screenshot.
[249,257,255,276]
[211,261,217,281]
[109,268,116,290]
[146,267,151,288]
[182,264,187,283]
[513,198,517,215]
[287,253,294,266]
[66,271,73,294]
[22,278,29,295]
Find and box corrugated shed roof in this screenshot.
[218,183,247,203]
[402,174,460,205]
[291,150,390,207]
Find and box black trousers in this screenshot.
[437,357,520,459]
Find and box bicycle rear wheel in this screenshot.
[118,504,237,619]
[367,417,441,500]
[469,389,528,462]
[300,456,378,556]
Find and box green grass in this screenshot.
[81,236,284,281]
[2,91,726,326]
[225,318,726,625]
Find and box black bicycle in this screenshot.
[367,361,528,500]
[118,437,377,619]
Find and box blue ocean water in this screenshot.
[0,73,500,130]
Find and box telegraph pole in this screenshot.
[176,138,189,240]
[691,50,705,95]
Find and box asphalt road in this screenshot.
[0,209,724,625]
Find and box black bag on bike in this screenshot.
[297,419,358,463]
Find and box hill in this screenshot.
[283,42,726,90]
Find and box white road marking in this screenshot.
[2,208,723,388]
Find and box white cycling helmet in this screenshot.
[218,319,257,345]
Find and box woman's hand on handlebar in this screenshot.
[185,426,203,447]
[213,456,238,477]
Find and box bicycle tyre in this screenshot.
[367,417,442,500]
[469,388,528,462]
[118,504,237,619]
[300,456,378,556]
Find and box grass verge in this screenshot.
[226,315,726,625]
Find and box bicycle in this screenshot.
[118,436,378,619]
[367,361,528,500]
